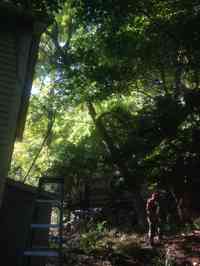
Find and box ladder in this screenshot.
[22,177,65,266]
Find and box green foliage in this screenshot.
[70,0,200,95]
[194,217,200,230]
[10,0,200,216]
[80,221,107,253]
[152,253,166,266]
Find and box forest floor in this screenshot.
[62,228,200,266]
[162,230,200,265]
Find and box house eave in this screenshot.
[0,2,52,27]
[0,2,52,140]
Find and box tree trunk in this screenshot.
[87,101,146,230]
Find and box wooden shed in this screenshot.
[0,178,53,266]
[0,1,49,206]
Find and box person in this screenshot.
[146,191,161,246]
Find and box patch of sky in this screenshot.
[31,76,52,95]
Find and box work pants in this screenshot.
[147,216,161,244]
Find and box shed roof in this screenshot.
[7,178,54,198]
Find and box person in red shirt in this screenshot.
[146,191,161,246]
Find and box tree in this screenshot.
[11,0,200,229]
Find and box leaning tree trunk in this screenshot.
[116,161,147,231]
[87,101,146,230]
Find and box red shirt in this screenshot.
[146,197,159,217]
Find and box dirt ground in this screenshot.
[60,229,200,266]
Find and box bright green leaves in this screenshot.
[10,0,200,197]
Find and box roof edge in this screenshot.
[0,2,52,25]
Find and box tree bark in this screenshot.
[87,101,146,230]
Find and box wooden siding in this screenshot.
[0,32,17,176]
[0,28,35,172]
[0,27,43,207]
[0,32,17,206]
[0,4,49,209]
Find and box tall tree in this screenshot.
[11,0,200,228]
